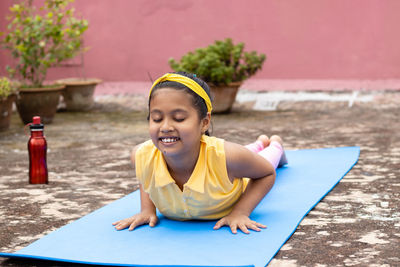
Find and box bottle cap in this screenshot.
[30,116,44,130]
[33,116,41,124]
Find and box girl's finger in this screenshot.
[128,220,139,231]
[115,225,123,230]
[247,223,261,232]
[149,216,158,227]
[255,222,267,228]
[238,223,250,234]
[250,220,267,229]
[213,218,226,230]
[230,224,238,234]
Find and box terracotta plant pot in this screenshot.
[16,85,65,125]
[58,78,102,111]
[0,94,16,131]
[209,82,242,113]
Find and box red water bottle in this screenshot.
[28,116,48,184]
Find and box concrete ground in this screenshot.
[0,88,399,266]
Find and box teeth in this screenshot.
[161,137,179,143]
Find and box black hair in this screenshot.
[148,71,212,136]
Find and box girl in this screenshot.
[113,72,287,234]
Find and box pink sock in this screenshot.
[245,140,265,153]
[258,141,283,169]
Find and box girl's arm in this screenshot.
[112,144,158,231]
[213,141,276,234]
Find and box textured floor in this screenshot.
[0,90,399,266]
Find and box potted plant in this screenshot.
[57,76,102,111]
[169,38,266,113]
[1,0,88,124]
[0,77,17,131]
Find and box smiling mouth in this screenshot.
[159,137,180,144]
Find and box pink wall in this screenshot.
[1,0,400,82]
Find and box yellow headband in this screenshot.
[149,73,212,113]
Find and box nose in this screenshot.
[160,118,174,133]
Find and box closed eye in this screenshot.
[172,110,187,122]
[150,110,163,123]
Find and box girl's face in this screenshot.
[149,88,210,159]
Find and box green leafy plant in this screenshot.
[1,0,88,88]
[0,77,16,100]
[169,38,266,86]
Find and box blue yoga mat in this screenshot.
[0,147,359,267]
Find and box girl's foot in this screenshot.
[245,135,270,153]
[270,135,288,167]
[257,134,270,148]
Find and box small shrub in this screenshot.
[0,77,16,100]
[169,38,266,86]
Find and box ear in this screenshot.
[201,112,211,134]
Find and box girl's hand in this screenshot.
[112,211,158,231]
[213,212,266,234]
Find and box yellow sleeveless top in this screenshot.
[135,135,245,220]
